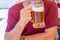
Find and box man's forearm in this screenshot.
[5,20,26,40]
[25,32,56,40]
[25,26,57,40]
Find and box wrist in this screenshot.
[19,19,28,26]
[13,19,27,34]
[10,20,26,35]
[19,20,26,26]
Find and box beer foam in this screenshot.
[32,7,44,12]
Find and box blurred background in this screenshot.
[0,0,60,40]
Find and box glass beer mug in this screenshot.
[31,1,45,28]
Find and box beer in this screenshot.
[31,2,45,28]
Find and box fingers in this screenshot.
[24,17,32,21]
[20,4,32,22]
[20,4,32,14]
[25,4,32,11]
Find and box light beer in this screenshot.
[31,2,45,28]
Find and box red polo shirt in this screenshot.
[5,1,58,35]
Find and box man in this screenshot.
[4,0,58,40]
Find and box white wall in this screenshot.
[0,9,8,40]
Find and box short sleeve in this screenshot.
[5,4,20,32]
[45,2,58,29]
